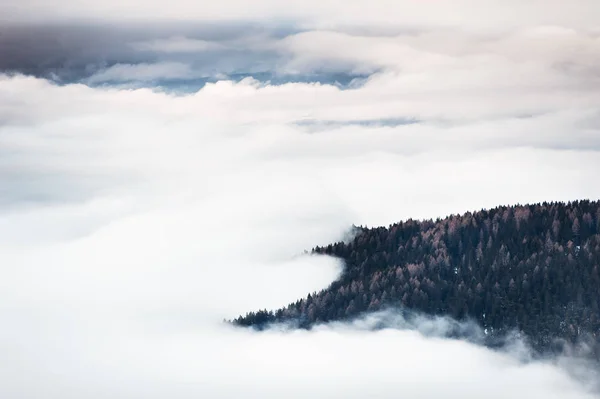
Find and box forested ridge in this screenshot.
[234,201,600,354]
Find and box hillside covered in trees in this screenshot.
[234,201,600,355]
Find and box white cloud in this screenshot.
[1,1,600,396]
[0,71,599,397]
[2,0,600,31]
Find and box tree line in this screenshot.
[233,200,600,355]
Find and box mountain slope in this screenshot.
[234,201,600,354]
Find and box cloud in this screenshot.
[1,71,600,397]
[86,62,199,83]
[3,13,598,92]
[0,23,290,85]
[0,1,600,397]
[2,0,600,32]
[130,36,226,53]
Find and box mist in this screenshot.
[1,0,600,397]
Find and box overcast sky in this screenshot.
[1,1,600,398]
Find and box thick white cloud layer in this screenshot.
[1,1,600,396]
[1,70,599,397]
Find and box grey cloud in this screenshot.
[86,62,199,83]
[0,22,293,83]
[0,22,370,92]
[293,117,421,132]
[130,36,228,53]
